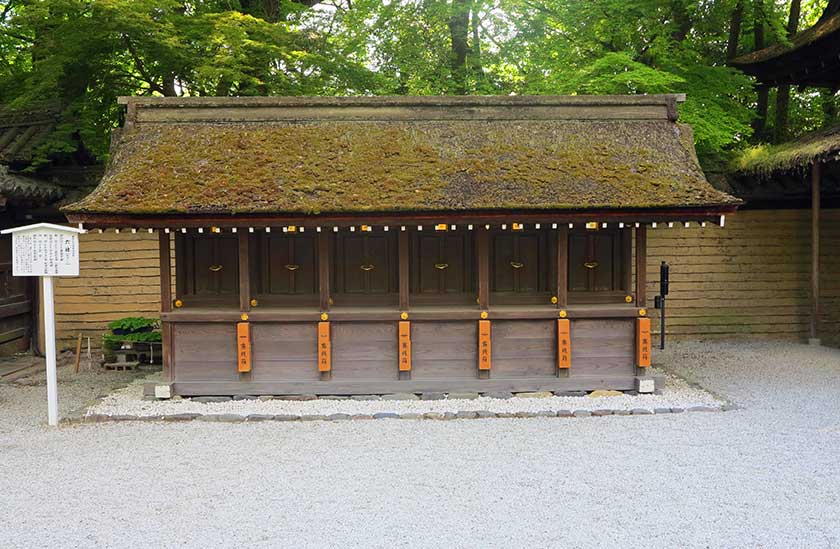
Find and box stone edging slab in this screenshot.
[62,403,739,426]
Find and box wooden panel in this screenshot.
[478,319,491,370]
[398,320,411,371]
[331,322,396,379]
[236,322,251,372]
[636,317,651,367]
[172,323,238,382]
[644,209,840,343]
[569,319,635,376]
[251,323,318,381]
[317,321,331,372]
[492,320,555,378]
[410,321,476,379]
[557,318,571,369]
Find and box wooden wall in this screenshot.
[52,231,166,350]
[643,208,840,344]
[48,208,839,350]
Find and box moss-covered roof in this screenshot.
[64,96,737,216]
[732,124,840,177]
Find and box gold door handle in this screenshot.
[285,264,300,271]
[360,264,375,271]
[584,261,599,269]
[209,264,223,272]
[510,261,524,269]
[434,263,449,270]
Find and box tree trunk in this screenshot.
[773,0,801,142]
[726,0,744,61]
[471,2,484,85]
[752,0,768,139]
[670,0,694,42]
[448,0,471,94]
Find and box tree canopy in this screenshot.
[1,0,838,172]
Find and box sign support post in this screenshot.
[1,223,85,427]
[42,275,59,425]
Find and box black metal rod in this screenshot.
[660,297,666,350]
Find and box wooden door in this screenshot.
[261,235,317,296]
[0,236,32,355]
[176,234,239,305]
[491,232,547,294]
[414,233,472,296]
[567,230,626,297]
[334,233,397,303]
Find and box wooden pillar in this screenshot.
[810,160,821,344]
[399,230,409,311]
[477,229,489,309]
[556,226,568,308]
[319,231,330,311]
[158,231,173,381]
[635,225,647,308]
[238,231,250,312]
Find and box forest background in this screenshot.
[1,0,838,173]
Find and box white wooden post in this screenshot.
[42,275,58,426]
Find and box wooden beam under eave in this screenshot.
[810,160,821,344]
[238,231,250,312]
[635,225,647,308]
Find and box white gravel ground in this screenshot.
[86,369,722,418]
[2,340,840,548]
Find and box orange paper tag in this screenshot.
[636,318,651,367]
[318,322,331,372]
[398,321,411,371]
[478,320,491,370]
[236,322,251,373]
[557,319,571,369]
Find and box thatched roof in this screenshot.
[733,124,840,177]
[731,11,840,88]
[64,95,738,218]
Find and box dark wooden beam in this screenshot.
[319,231,331,311]
[556,226,568,308]
[158,230,173,381]
[477,229,489,309]
[622,228,633,295]
[811,160,821,342]
[399,230,409,311]
[635,225,647,307]
[66,206,739,230]
[159,231,172,313]
[238,231,250,312]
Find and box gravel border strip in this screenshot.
[63,404,735,426]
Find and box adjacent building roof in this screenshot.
[730,11,840,88]
[0,105,58,165]
[64,95,738,221]
[733,124,840,177]
[0,165,64,202]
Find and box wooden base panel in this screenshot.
[172,375,663,396]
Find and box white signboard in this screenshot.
[1,223,86,427]
[12,229,80,277]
